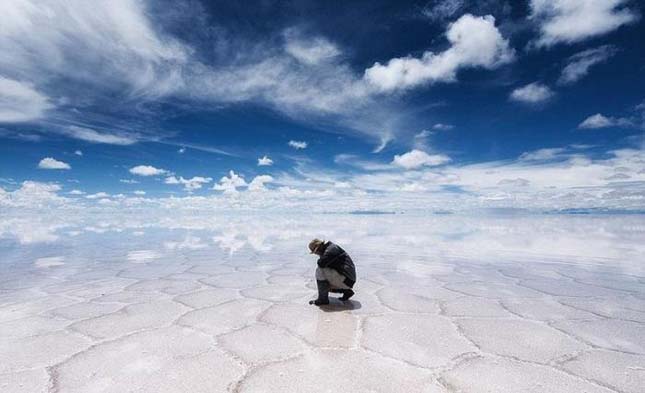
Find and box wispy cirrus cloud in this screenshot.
[558,45,617,85]
[0,0,524,154]
[0,77,52,123]
[530,0,638,47]
[59,126,138,145]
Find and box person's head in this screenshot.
[308,238,325,256]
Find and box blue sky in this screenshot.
[0,0,644,211]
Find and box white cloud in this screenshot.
[530,0,638,47]
[248,175,274,191]
[432,123,454,131]
[69,189,85,195]
[498,178,531,187]
[213,171,247,194]
[133,190,146,195]
[61,126,137,145]
[0,0,189,99]
[258,156,274,166]
[38,157,71,170]
[0,181,68,209]
[392,150,451,169]
[3,146,645,214]
[364,14,514,91]
[334,154,393,172]
[0,1,417,150]
[578,113,632,129]
[0,77,52,122]
[74,150,83,156]
[421,0,464,21]
[288,140,308,150]
[400,182,429,192]
[165,176,212,192]
[178,147,186,154]
[519,148,566,161]
[129,165,168,176]
[284,29,341,65]
[509,83,554,104]
[120,179,139,184]
[34,256,65,268]
[416,130,432,139]
[164,235,208,251]
[558,45,616,84]
[86,192,110,199]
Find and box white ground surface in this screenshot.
[0,213,644,392]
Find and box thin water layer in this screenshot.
[0,213,644,392]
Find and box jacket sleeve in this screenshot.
[317,244,345,269]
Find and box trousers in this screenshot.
[315,267,351,290]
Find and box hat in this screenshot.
[308,238,325,254]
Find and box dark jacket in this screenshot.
[317,242,356,288]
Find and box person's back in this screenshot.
[308,239,356,305]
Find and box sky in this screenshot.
[1,0,644,212]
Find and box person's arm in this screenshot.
[317,245,345,269]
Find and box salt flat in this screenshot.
[0,213,644,392]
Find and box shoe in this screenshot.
[309,280,330,305]
[340,289,354,301]
[309,299,330,305]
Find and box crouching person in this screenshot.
[308,239,356,306]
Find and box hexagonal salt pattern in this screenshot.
[1,214,643,392]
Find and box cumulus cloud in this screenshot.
[86,192,110,199]
[133,190,146,195]
[60,126,138,145]
[364,14,514,91]
[129,165,168,176]
[248,175,274,191]
[69,189,85,195]
[3,145,645,213]
[38,157,71,170]
[258,156,274,166]
[74,150,83,156]
[509,83,554,104]
[288,140,308,149]
[213,171,247,194]
[392,150,451,169]
[0,0,428,149]
[165,175,212,192]
[559,45,617,85]
[0,181,67,209]
[578,113,632,129]
[120,179,139,184]
[530,0,638,47]
[0,77,52,122]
